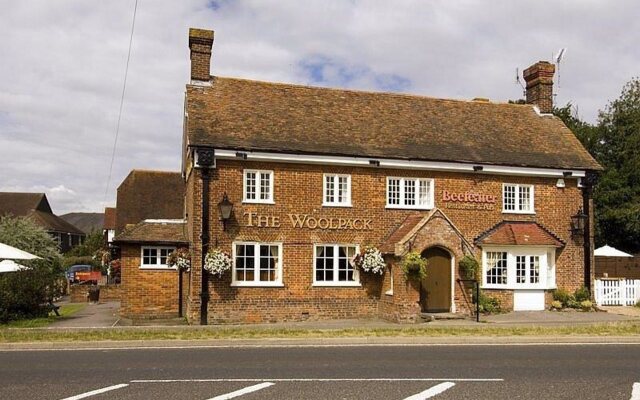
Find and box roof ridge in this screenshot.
[209,75,536,108]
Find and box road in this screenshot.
[0,343,639,399]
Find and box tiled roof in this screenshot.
[114,220,188,244]
[115,170,185,234]
[379,213,425,254]
[0,192,84,235]
[186,77,601,171]
[60,212,104,234]
[103,207,116,230]
[0,192,51,215]
[28,210,85,235]
[475,221,565,247]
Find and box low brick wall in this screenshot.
[69,284,121,303]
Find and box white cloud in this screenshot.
[0,0,637,213]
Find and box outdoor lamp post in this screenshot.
[570,208,587,238]
[217,192,234,231]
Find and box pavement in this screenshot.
[46,300,640,330]
[1,343,639,399]
[50,301,120,328]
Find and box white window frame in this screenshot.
[312,244,361,287]
[386,177,434,209]
[322,174,352,207]
[482,246,555,290]
[231,241,284,287]
[243,169,275,204]
[140,246,176,269]
[502,183,535,214]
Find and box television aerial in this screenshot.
[554,48,567,87]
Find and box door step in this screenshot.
[420,312,466,322]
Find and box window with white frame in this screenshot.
[313,244,359,286]
[243,169,274,203]
[502,184,534,213]
[386,177,434,209]
[323,174,351,206]
[232,242,283,286]
[483,248,554,289]
[141,246,175,269]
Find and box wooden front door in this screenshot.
[420,247,452,312]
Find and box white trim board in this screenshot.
[214,149,587,178]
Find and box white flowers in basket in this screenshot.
[204,248,232,276]
[354,246,386,275]
[168,248,191,271]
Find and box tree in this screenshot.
[555,78,640,253]
[0,216,64,322]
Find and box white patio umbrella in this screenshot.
[0,259,27,273]
[594,245,633,257]
[0,242,40,260]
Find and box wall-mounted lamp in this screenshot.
[217,192,234,231]
[570,208,587,238]
[473,165,483,172]
[369,160,380,167]
[235,152,248,159]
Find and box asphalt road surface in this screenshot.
[1,343,639,399]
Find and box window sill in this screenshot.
[322,203,352,208]
[312,282,362,287]
[230,282,284,288]
[501,210,536,215]
[385,205,433,210]
[242,200,275,205]
[482,285,553,290]
[139,266,176,271]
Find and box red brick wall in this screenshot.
[179,159,586,323]
[120,244,180,319]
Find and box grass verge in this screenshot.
[0,321,639,343]
[2,304,86,329]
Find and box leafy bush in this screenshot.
[0,216,63,323]
[580,300,593,311]
[551,300,563,310]
[401,251,427,281]
[635,300,640,309]
[459,255,479,280]
[473,291,502,314]
[552,288,575,307]
[574,286,590,302]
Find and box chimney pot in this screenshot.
[188,28,214,82]
[523,61,555,114]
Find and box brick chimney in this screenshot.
[523,61,555,114]
[188,28,214,82]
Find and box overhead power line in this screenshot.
[103,0,139,205]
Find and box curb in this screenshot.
[2,335,640,351]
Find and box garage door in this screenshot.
[513,290,545,311]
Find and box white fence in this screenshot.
[594,278,640,306]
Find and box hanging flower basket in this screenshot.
[204,248,232,277]
[401,251,428,282]
[168,247,192,271]
[353,246,386,275]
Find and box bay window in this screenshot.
[482,247,555,289]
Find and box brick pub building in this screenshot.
[115,28,601,324]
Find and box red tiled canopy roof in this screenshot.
[475,221,565,247]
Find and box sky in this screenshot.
[0,0,638,215]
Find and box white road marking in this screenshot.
[59,383,129,400]
[207,382,274,400]
[403,382,456,399]
[631,382,640,400]
[131,378,502,383]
